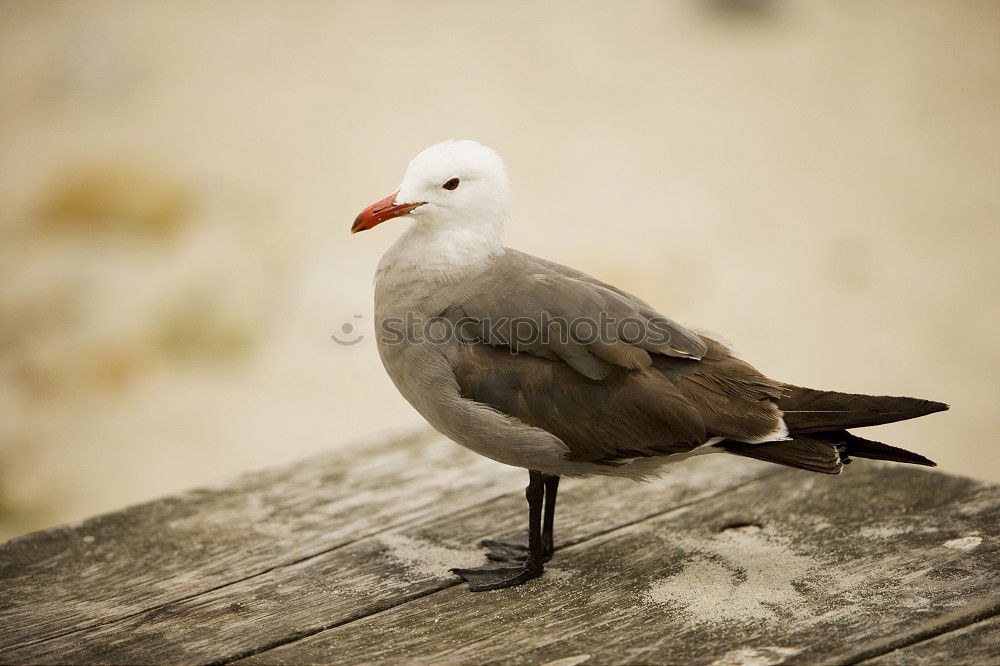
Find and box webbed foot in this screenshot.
[480,538,554,562]
[450,561,543,591]
[481,538,529,562]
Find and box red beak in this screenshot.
[351,192,425,233]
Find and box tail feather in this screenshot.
[716,436,842,475]
[715,429,937,475]
[715,385,945,474]
[779,385,948,433]
[819,431,937,467]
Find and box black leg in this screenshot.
[481,472,559,562]
[451,470,548,591]
[541,474,559,559]
[524,471,544,569]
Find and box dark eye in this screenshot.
[442,178,460,190]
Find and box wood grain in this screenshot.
[3,430,997,666]
[236,464,1000,665]
[0,430,525,651]
[0,450,774,664]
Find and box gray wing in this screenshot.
[449,341,708,463]
[449,336,787,464]
[442,250,708,381]
[440,251,787,463]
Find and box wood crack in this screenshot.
[844,598,1000,664]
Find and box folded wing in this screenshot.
[442,250,707,381]
[442,252,789,464]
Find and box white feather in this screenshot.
[377,140,511,288]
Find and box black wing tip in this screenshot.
[843,450,937,468]
[925,400,950,415]
[907,453,938,467]
[837,431,939,468]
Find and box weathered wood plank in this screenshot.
[0,455,775,664]
[862,615,1000,665]
[0,430,526,651]
[237,465,999,665]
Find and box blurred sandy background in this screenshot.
[1,0,998,540]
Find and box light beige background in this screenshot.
[1,0,998,540]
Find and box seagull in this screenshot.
[351,140,948,592]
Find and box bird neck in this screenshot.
[376,220,506,291]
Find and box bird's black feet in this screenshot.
[480,538,554,563]
[452,471,557,592]
[450,561,543,591]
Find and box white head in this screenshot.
[352,140,510,245]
